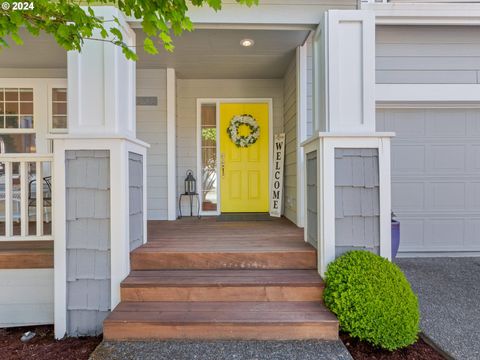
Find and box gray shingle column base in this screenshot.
[65,150,111,336]
[52,136,149,339]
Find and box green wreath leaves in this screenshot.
[226,114,260,148]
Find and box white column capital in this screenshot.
[315,10,376,133]
[67,7,136,137]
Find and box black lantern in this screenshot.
[184,170,197,195]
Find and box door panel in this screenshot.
[220,103,269,213]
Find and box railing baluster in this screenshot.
[20,161,28,237]
[0,154,53,241]
[36,162,43,236]
[5,161,12,238]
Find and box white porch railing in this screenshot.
[0,153,53,241]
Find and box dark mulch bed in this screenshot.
[0,325,102,360]
[341,333,445,360]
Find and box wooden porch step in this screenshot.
[130,247,317,270]
[103,301,339,341]
[121,270,324,302]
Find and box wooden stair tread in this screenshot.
[133,245,315,252]
[131,251,316,270]
[122,270,323,287]
[106,301,337,324]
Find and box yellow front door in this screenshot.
[220,103,269,213]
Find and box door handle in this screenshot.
[221,153,225,177]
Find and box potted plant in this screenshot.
[391,212,400,259]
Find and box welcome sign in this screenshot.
[270,133,285,217]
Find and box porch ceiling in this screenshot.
[135,28,310,79]
[0,29,67,69]
[0,28,310,79]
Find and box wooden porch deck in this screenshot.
[0,240,53,269]
[0,222,53,269]
[132,217,316,270]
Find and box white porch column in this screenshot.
[53,7,149,339]
[304,10,393,275]
[295,45,307,228]
[166,68,177,220]
[67,7,136,137]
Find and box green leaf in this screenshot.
[0,37,9,48]
[143,37,158,55]
[110,27,123,41]
[10,32,23,45]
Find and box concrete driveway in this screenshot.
[396,257,480,360]
[90,340,353,360]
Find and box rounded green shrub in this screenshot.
[323,250,419,351]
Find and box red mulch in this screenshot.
[341,333,445,360]
[0,325,102,360]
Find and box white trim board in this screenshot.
[376,84,480,104]
[127,3,346,26]
[196,98,273,216]
[361,3,480,25]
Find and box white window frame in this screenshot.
[0,78,67,153]
[48,83,68,134]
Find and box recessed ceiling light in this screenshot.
[240,38,254,47]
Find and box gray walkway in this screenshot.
[396,257,480,360]
[90,340,353,360]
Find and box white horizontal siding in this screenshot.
[176,78,284,215]
[0,269,54,327]
[377,26,480,84]
[136,69,168,220]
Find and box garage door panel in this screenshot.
[427,145,466,172]
[426,219,465,247]
[392,145,425,173]
[466,110,480,135]
[399,219,425,249]
[399,217,480,252]
[427,182,465,210]
[466,219,480,246]
[471,145,480,170]
[387,109,426,138]
[466,183,480,210]
[378,107,480,253]
[425,109,467,137]
[392,182,424,210]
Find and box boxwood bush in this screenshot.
[323,250,419,351]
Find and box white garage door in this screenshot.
[377,108,480,254]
